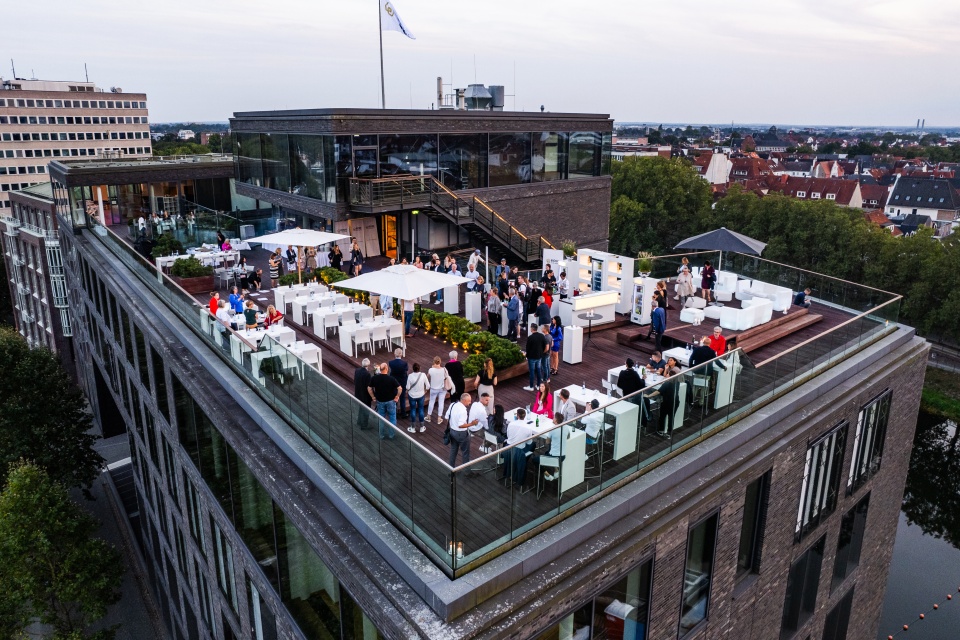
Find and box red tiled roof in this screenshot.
[863,209,890,226]
[766,176,860,206]
[859,184,890,209]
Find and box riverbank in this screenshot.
[921,367,960,422]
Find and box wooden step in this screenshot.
[737,313,823,354]
[735,307,808,343]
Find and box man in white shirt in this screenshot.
[447,393,480,468]
[557,271,570,300]
[468,393,491,433]
[502,408,537,484]
[467,249,484,271]
[465,263,480,292]
[580,399,605,443]
[538,413,572,481]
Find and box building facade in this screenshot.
[48,184,926,640]
[0,77,151,212]
[230,109,614,261]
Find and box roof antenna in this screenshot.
[84,63,89,83]
[10,59,15,78]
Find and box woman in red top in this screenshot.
[264,305,284,327]
[208,291,220,316]
[532,381,553,417]
[542,287,553,309]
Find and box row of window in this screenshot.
[0,97,147,109]
[2,129,151,142]
[795,190,837,200]
[0,114,148,125]
[892,194,947,204]
[0,146,149,159]
[1,181,42,192]
[0,165,46,175]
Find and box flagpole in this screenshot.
[378,1,386,109]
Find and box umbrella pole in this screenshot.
[718,251,722,271]
[298,245,303,284]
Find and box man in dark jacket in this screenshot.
[524,323,548,391]
[388,349,409,419]
[353,358,373,430]
[445,351,466,400]
[535,295,551,327]
[651,300,667,352]
[617,357,647,420]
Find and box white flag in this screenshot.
[381,0,416,40]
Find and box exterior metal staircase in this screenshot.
[346,176,554,264]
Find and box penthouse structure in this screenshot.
[0,77,150,212]
[47,162,926,640]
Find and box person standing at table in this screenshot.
[711,326,727,356]
[465,263,480,293]
[285,245,297,273]
[353,358,373,430]
[557,271,570,300]
[445,351,465,401]
[243,300,259,330]
[539,325,552,384]
[229,286,244,315]
[447,393,480,468]
[388,349,409,420]
[215,300,234,344]
[368,363,400,440]
[656,363,683,437]
[208,291,220,317]
[474,358,498,415]
[497,270,510,300]
[536,295,551,327]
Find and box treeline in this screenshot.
[609,156,960,342]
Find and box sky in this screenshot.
[5,0,960,127]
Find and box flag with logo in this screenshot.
[381,0,416,40]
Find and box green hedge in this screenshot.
[170,256,214,278]
[151,234,184,259]
[412,308,524,377]
[277,267,370,303]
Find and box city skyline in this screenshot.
[5,0,960,126]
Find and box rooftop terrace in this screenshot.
[83,217,901,579]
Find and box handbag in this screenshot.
[443,371,454,392]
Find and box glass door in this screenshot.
[380,214,398,260]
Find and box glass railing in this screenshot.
[84,219,902,578]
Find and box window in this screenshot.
[796,423,847,541]
[737,471,771,579]
[796,191,806,198]
[832,494,869,590]
[212,519,238,612]
[532,558,653,640]
[823,586,855,640]
[249,579,278,640]
[195,558,214,631]
[848,390,891,491]
[184,472,206,555]
[680,512,719,634]
[781,535,825,638]
[826,194,836,200]
[150,345,170,421]
[811,192,821,199]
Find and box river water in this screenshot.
[876,413,960,639]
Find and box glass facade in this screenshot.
[235,130,611,197]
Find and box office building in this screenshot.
[0,77,151,212]
[230,108,614,261]
[47,165,926,639]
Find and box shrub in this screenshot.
[151,234,184,259]
[411,309,523,375]
[170,256,214,278]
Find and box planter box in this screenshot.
[172,274,215,294]
[464,360,528,392]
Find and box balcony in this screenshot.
[81,218,901,578]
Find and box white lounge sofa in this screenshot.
[735,280,792,312]
[720,297,773,331]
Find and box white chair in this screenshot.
[319,297,334,309]
[537,456,562,500]
[352,327,372,357]
[358,307,374,323]
[215,268,230,288]
[322,312,340,338]
[302,299,319,324]
[387,324,405,351]
[680,297,707,325]
[334,294,349,306]
[371,324,389,352]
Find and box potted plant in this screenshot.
[561,239,577,259]
[637,251,654,277]
[170,256,215,294]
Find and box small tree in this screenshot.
[0,462,123,639]
[0,328,103,491]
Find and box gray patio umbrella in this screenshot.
[674,227,766,269]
